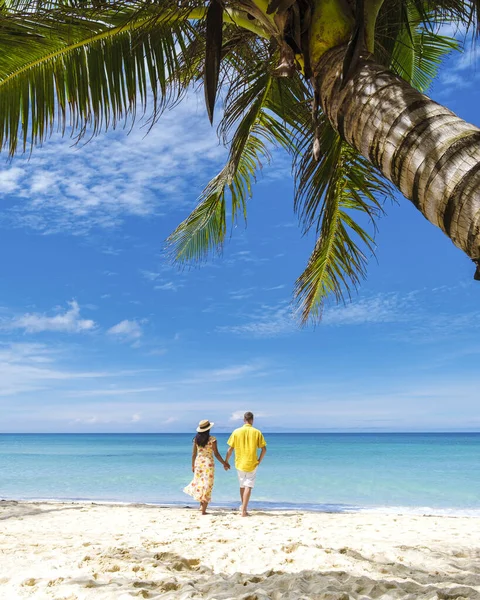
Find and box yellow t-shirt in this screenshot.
[227,424,267,472]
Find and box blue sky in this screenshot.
[0,37,479,433]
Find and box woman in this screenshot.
[183,419,230,514]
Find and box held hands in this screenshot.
[192,466,195,473]
[223,462,230,471]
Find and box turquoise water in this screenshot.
[1,433,479,514]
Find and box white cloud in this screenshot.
[216,290,477,337]
[218,303,297,337]
[67,386,164,397]
[436,35,480,94]
[322,291,479,338]
[70,412,149,425]
[107,319,143,340]
[5,301,95,334]
[437,72,470,89]
[0,167,25,193]
[4,95,225,235]
[148,347,168,356]
[229,410,268,422]
[0,342,146,398]
[142,266,184,291]
[453,44,480,71]
[229,287,256,300]
[0,342,55,364]
[323,294,405,326]
[154,281,181,291]
[225,250,268,266]
[434,22,466,39]
[74,416,101,424]
[275,221,296,229]
[229,410,246,422]
[394,310,480,343]
[64,409,179,429]
[29,170,57,194]
[186,363,265,383]
[141,270,161,281]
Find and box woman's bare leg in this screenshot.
[200,501,208,515]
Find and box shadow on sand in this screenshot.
[0,500,83,521]
[51,545,480,599]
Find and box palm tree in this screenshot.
[1,0,478,320]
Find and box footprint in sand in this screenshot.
[282,543,301,554]
[132,565,145,572]
[83,578,101,588]
[158,580,180,592]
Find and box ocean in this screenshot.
[1,433,479,515]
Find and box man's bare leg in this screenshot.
[241,487,252,517]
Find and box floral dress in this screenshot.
[183,437,216,503]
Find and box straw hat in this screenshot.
[196,419,214,433]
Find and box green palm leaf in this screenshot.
[167,57,293,263]
[390,5,459,92]
[0,3,201,154]
[292,117,394,322]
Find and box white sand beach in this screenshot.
[1,501,480,600]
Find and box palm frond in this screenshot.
[293,120,394,322]
[0,3,202,155]
[405,0,479,36]
[167,64,293,263]
[390,4,459,92]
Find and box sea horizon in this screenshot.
[2,430,480,434]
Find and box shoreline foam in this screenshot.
[3,496,480,518]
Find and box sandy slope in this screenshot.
[1,501,480,599]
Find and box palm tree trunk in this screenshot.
[315,46,480,276]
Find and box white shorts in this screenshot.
[237,468,257,489]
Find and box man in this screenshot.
[225,411,267,517]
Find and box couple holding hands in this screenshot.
[184,412,267,516]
